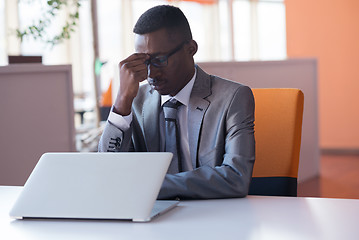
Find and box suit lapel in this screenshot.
[140,66,212,161]
[142,89,161,152]
[188,66,212,167]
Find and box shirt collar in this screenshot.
[161,67,197,107]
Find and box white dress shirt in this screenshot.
[108,68,197,172]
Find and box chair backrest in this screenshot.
[248,88,304,197]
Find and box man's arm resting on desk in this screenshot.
[159,163,253,200]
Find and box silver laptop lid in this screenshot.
[10,152,173,221]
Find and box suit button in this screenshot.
[114,137,121,148]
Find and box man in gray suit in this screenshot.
[98,5,255,200]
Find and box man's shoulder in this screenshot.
[196,65,249,91]
[211,74,246,87]
[209,74,252,99]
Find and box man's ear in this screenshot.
[186,40,198,56]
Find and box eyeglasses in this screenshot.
[145,41,188,68]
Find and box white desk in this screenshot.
[1,186,358,240]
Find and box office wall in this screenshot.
[286,0,359,151]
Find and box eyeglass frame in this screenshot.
[145,41,189,68]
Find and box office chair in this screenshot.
[248,88,304,197]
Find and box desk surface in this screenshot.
[1,186,358,240]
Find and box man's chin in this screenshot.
[155,88,169,95]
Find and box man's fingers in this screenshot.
[120,53,149,77]
[120,53,149,66]
[121,61,148,78]
[121,59,148,70]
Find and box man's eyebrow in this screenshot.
[148,51,166,57]
[133,51,163,57]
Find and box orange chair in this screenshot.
[248,88,304,197]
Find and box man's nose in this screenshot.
[148,64,161,79]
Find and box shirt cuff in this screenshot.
[108,106,132,130]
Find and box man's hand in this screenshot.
[113,53,149,116]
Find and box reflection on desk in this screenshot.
[1,186,358,240]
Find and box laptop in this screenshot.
[10,152,178,222]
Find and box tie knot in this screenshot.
[163,99,182,109]
[163,99,182,120]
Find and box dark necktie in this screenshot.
[163,99,183,174]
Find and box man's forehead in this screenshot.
[134,30,177,54]
[135,28,170,41]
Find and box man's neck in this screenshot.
[161,67,197,107]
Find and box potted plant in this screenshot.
[10,0,81,63]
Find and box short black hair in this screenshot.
[133,5,192,40]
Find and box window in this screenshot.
[257,0,287,60]
[96,0,286,64]
[0,0,287,126]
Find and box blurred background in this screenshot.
[0,0,358,198]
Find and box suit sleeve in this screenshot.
[98,121,133,152]
[158,86,255,199]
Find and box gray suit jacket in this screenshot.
[98,66,255,200]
